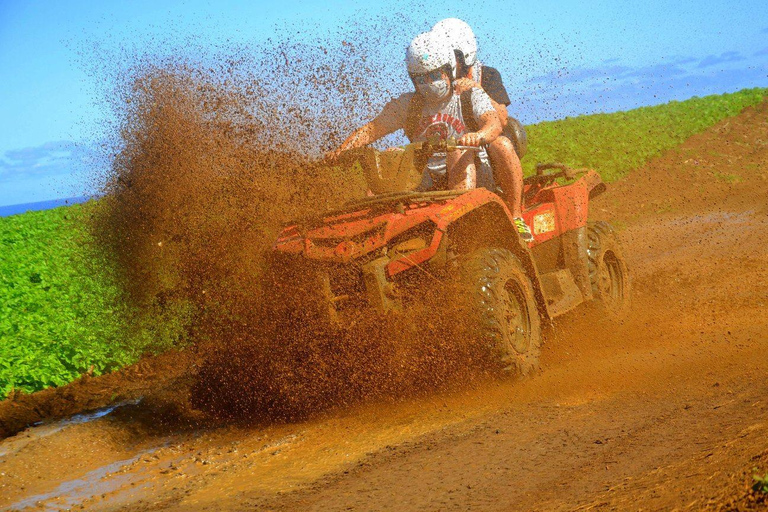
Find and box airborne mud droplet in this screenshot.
[88,17,496,422]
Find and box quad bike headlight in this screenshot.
[334,240,358,258]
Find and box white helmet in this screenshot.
[432,18,478,68]
[405,31,455,78]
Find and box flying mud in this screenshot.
[82,30,527,424]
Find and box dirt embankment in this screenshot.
[0,100,766,511]
[0,349,197,440]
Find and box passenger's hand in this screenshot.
[458,132,484,147]
[452,78,480,95]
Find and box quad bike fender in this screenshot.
[384,188,500,276]
[385,189,519,277]
[435,195,553,321]
[582,169,607,199]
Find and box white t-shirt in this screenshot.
[373,89,495,180]
[373,89,495,142]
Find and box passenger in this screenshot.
[432,18,533,241]
[326,31,501,194]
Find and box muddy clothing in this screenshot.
[372,89,496,190]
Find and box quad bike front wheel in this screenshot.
[455,247,542,376]
[586,221,631,317]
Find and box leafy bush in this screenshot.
[754,473,768,494]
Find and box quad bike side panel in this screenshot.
[519,172,597,317]
[551,181,590,232]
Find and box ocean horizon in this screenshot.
[0,196,94,218]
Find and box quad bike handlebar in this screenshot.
[419,135,485,153]
[337,136,482,164]
[337,137,485,195]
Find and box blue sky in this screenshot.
[0,0,767,206]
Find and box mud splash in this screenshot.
[88,20,496,423]
[1,98,766,511]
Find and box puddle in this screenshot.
[3,448,154,511]
[0,400,141,459]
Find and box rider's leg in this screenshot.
[447,150,476,190]
[487,136,523,217]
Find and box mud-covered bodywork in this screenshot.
[272,169,608,323]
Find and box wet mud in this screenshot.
[1,60,766,512]
[0,350,192,440]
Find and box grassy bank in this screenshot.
[1,87,765,398]
[0,204,139,396]
[523,87,768,181]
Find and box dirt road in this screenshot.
[1,102,767,511]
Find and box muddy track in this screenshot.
[0,101,767,511]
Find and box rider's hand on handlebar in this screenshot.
[458,132,484,147]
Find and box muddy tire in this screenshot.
[455,247,542,376]
[587,221,631,317]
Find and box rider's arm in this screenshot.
[458,87,502,147]
[476,111,502,144]
[454,73,509,128]
[458,111,501,147]
[326,94,411,162]
[489,98,509,128]
[480,67,511,128]
[325,121,387,162]
[337,120,390,153]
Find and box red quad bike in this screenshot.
[268,139,630,375]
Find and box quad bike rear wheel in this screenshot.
[586,221,631,317]
[455,247,542,376]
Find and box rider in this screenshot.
[432,18,533,241]
[327,31,501,194]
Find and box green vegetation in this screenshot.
[523,87,768,182]
[754,473,768,494]
[713,171,742,184]
[0,204,164,397]
[1,88,766,398]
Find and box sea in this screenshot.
[0,196,93,218]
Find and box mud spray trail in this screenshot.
[0,93,766,510]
